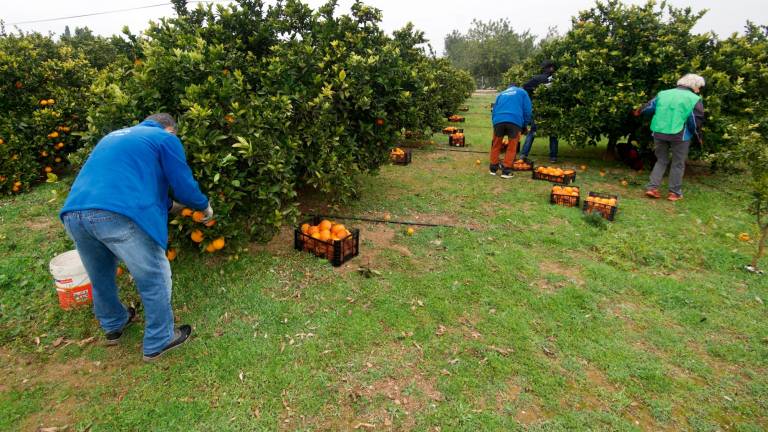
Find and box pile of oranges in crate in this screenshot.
[389,147,412,165]
[449,131,465,146]
[511,158,533,171]
[442,126,459,135]
[584,193,618,220]
[448,114,465,122]
[534,166,576,184]
[551,185,580,207]
[297,219,358,263]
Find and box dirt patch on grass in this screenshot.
[294,343,443,431]
[24,216,58,232]
[534,260,584,292]
[495,380,548,426]
[0,346,132,431]
[250,225,295,255]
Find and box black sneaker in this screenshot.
[143,325,192,362]
[105,306,136,346]
[489,163,499,176]
[549,157,558,163]
[500,169,514,179]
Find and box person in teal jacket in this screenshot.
[635,73,705,201]
[60,114,211,361]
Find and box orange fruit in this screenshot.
[40,99,48,106]
[738,233,751,242]
[41,151,48,157]
[318,220,332,231]
[0,139,4,145]
[48,132,59,139]
[116,267,124,277]
[212,237,226,250]
[181,208,193,217]
[44,166,52,173]
[205,243,217,253]
[310,232,322,240]
[308,226,320,235]
[47,99,55,105]
[14,81,22,89]
[56,143,64,149]
[224,114,235,124]
[580,165,587,171]
[166,248,177,261]
[319,230,332,241]
[55,157,62,163]
[406,227,415,236]
[375,118,385,126]
[190,229,204,243]
[331,224,346,236]
[301,224,311,234]
[192,211,205,222]
[204,219,216,227]
[607,198,617,206]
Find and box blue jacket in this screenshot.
[492,86,533,127]
[60,120,209,248]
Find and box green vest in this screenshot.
[650,88,701,134]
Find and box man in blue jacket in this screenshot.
[60,113,211,362]
[490,83,533,178]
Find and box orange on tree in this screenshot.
[181,208,193,217]
[739,233,751,242]
[212,237,226,250]
[14,81,22,89]
[47,99,55,105]
[204,219,216,227]
[44,166,52,173]
[224,114,235,124]
[40,150,48,157]
[54,157,62,163]
[205,243,217,253]
[190,229,204,243]
[40,99,48,106]
[166,248,177,261]
[0,138,4,145]
[48,132,59,139]
[192,211,206,222]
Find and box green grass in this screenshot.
[1,94,767,431]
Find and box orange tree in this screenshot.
[81,0,473,252]
[502,0,718,152]
[0,32,97,194]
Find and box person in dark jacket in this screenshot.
[520,60,559,162]
[490,83,533,178]
[634,73,705,201]
[60,113,211,361]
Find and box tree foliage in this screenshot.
[73,0,473,250]
[445,19,535,88]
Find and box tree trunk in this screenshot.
[604,136,618,161]
[752,224,768,269]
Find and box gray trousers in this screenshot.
[647,138,690,196]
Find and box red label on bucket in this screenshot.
[57,278,74,284]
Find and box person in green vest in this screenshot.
[634,73,705,201]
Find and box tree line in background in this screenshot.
[0,0,474,251]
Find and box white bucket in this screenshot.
[49,250,93,309]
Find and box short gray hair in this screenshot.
[677,74,706,91]
[145,113,177,131]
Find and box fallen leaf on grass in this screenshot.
[77,337,96,347]
[38,427,68,432]
[52,337,65,348]
[489,346,513,356]
[435,325,446,336]
[440,369,452,376]
[33,336,41,346]
[542,346,556,357]
[353,423,376,430]
[448,358,460,365]
[239,371,245,382]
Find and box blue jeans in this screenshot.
[521,119,559,159]
[62,210,174,355]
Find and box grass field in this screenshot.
[1,94,767,431]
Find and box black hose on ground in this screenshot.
[317,214,472,230]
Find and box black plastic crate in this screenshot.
[448,116,465,123]
[532,168,577,184]
[294,216,360,266]
[550,185,581,207]
[390,148,412,165]
[449,134,466,147]
[511,158,535,172]
[582,192,618,221]
[442,127,463,135]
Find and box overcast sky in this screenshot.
[2,0,766,53]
